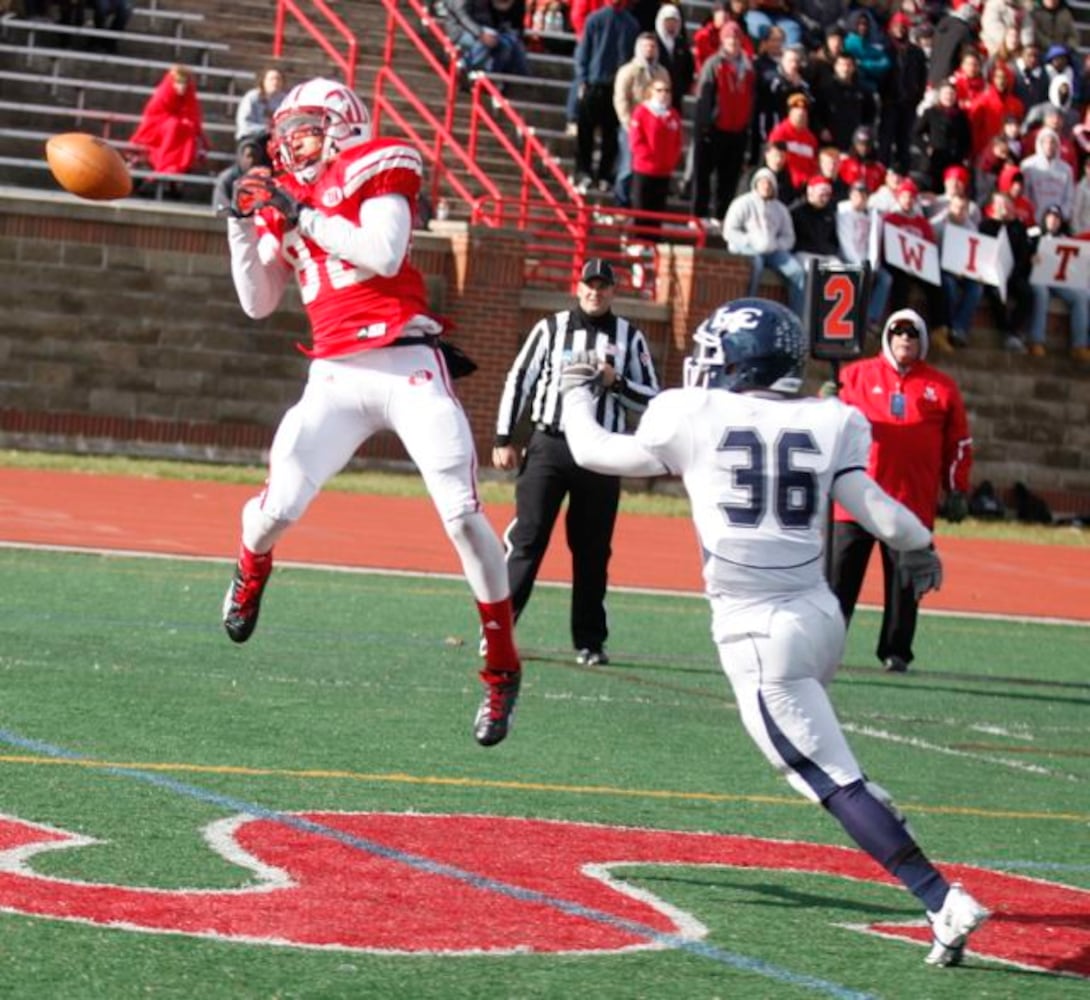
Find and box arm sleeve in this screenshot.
[833,469,933,551]
[494,317,551,445]
[564,386,671,477]
[296,193,411,279]
[942,382,973,494]
[227,217,292,319]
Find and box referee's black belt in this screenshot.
[534,422,565,438]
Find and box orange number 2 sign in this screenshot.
[822,273,856,341]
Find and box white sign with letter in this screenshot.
[1030,236,1090,290]
[940,224,1013,302]
[883,222,941,286]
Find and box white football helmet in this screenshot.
[270,77,371,183]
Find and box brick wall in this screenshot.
[2,187,1089,514]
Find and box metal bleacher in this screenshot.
[0,4,259,203]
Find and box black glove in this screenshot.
[896,545,943,600]
[944,490,969,523]
[559,351,604,397]
[230,168,302,226]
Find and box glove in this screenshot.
[896,545,943,601]
[230,167,272,219]
[818,380,839,398]
[231,168,302,226]
[944,490,969,523]
[559,351,604,397]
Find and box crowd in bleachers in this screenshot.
[440,0,1090,357]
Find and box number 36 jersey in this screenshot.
[635,389,870,599]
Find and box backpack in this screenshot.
[968,481,1006,520]
[1012,482,1053,525]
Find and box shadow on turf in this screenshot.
[621,871,914,918]
[843,673,1090,708]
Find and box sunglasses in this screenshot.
[889,324,920,340]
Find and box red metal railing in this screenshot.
[373,65,504,223]
[275,0,708,292]
[273,0,358,89]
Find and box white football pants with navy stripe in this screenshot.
[712,589,863,804]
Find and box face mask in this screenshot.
[650,96,670,112]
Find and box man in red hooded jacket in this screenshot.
[828,309,972,673]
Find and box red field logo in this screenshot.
[0,811,1086,974]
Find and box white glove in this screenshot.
[559,351,604,397]
[897,545,943,600]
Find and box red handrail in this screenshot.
[274,0,709,293]
[273,0,358,89]
[373,66,504,223]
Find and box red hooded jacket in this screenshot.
[834,321,972,528]
[130,68,208,174]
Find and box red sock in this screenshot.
[477,598,520,677]
[238,544,273,578]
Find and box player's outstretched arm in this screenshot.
[562,384,669,478]
[834,472,943,599]
[832,470,932,552]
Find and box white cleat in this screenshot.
[925,883,990,967]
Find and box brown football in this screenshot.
[45,132,133,201]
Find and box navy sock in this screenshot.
[824,780,949,911]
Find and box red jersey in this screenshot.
[257,138,434,358]
[833,354,972,527]
[629,103,684,176]
[767,118,819,190]
[837,156,885,193]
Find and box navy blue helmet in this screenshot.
[684,298,807,394]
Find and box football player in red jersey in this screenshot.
[223,78,520,747]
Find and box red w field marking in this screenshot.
[0,811,1086,974]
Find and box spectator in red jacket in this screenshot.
[691,20,757,222]
[768,91,819,191]
[693,0,754,75]
[828,309,973,673]
[629,78,684,225]
[129,65,209,180]
[967,61,1024,158]
[952,47,988,109]
[837,125,886,193]
[996,162,1037,225]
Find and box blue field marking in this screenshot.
[0,726,873,1000]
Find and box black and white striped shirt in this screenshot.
[494,307,659,444]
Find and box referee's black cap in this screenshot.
[580,258,616,285]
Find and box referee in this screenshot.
[492,258,659,666]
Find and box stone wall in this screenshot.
[2,187,1089,514]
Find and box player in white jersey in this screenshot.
[221,78,520,747]
[560,297,989,966]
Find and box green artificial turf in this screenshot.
[0,548,1086,998]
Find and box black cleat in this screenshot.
[474,671,520,747]
[222,559,272,643]
[883,656,908,673]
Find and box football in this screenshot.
[45,132,133,201]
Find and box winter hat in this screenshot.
[882,308,930,365]
[943,165,970,186]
